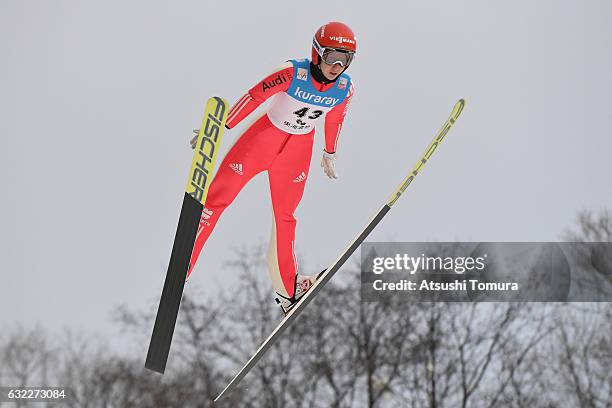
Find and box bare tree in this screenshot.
[390,302,557,408]
[188,246,424,408]
[111,287,230,407]
[545,304,612,408]
[564,209,612,242]
[211,245,320,408]
[562,209,612,299]
[3,216,611,408]
[0,325,61,408]
[339,269,422,408]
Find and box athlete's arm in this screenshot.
[322,81,355,154]
[320,81,355,179]
[225,62,294,129]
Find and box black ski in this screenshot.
[145,96,228,374]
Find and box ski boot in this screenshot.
[275,270,326,315]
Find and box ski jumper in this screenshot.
[187,59,354,298]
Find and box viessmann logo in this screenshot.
[189,97,226,203]
[329,36,355,45]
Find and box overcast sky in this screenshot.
[2,0,611,347]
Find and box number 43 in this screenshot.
[293,107,323,120]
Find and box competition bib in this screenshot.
[267,59,351,135]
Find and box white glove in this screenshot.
[320,150,338,179]
[190,129,199,149]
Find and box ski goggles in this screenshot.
[313,39,355,67]
[321,48,355,67]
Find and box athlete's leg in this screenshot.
[266,132,315,297]
[187,115,280,279]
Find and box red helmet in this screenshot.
[311,22,357,66]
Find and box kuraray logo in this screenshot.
[293,87,339,106]
[329,36,356,46]
[297,68,308,81]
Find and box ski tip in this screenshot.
[210,95,229,107]
[213,392,226,403]
[214,383,234,403]
[451,99,466,119]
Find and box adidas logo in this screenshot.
[202,208,213,220]
[293,172,307,183]
[229,163,243,175]
[198,208,213,228]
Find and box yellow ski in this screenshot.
[145,96,229,374]
[215,99,466,401]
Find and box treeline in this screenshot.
[1,210,610,407]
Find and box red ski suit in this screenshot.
[187,60,354,298]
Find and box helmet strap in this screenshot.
[310,61,337,85]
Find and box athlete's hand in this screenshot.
[192,125,231,149]
[190,129,199,150]
[321,150,338,179]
